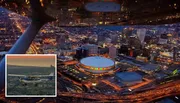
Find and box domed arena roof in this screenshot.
[80,56,114,68]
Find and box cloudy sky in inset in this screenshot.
[7,55,56,67]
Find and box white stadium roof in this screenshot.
[80,56,114,68]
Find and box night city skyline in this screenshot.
[0,0,180,103]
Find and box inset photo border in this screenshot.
[5,54,57,97]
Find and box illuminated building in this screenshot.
[78,56,115,74]
[82,44,98,56]
[157,52,173,64]
[97,34,105,43]
[136,56,148,62]
[158,34,168,44]
[110,34,118,44]
[115,72,142,86]
[173,47,177,62]
[109,45,117,59]
[137,28,146,44]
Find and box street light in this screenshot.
[92,83,97,86]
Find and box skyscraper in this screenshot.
[82,44,98,56]
[97,34,105,43]
[110,34,118,44]
[75,48,83,60]
[137,28,146,45]
[109,45,117,59]
[158,34,168,44]
[82,47,89,58]
[173,47,177,62]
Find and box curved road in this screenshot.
[58,80,180,103]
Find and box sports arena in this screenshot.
[115,72,143,86]
[78,56,115,74]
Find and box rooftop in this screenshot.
[80,56,114,68]
[116,72,142,82]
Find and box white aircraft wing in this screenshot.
[28,73,54,77]
[8,73,54,77]
[32,75,52,77]
[8,74,26,77]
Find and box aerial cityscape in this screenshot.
[0,0,180,103]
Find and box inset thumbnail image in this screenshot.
[5,54,57,97]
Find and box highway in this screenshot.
[57,63,180,102]
[129,78,153,90]
[58,80,180,103]
[101,80,122,91]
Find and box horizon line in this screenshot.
[7,64,55,68]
